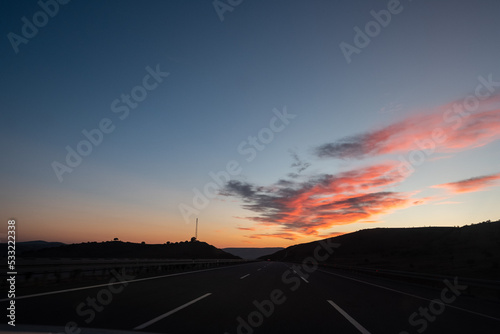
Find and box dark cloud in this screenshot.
[315,134,368,159]
[222,163,417,238]
[221,180,256,198]
[289,149,311,173]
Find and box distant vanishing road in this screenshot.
[2,262,500,333]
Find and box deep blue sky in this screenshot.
[1,0,500,247]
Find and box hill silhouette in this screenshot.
[261,219,500,279]
[20,240,240,260]
[0,240,65,255]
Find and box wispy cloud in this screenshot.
[379,101,403,114]
[222,162,422,237]
[226,95,500,240]
[317,232,345,238]
[289,149,311,174]
[246,232,298,240]
[237,227,256,231]
[432,173,500,193]
[315,97,500,160]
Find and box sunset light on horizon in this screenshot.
[1,0,500,249]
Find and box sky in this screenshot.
[1,0,500,248]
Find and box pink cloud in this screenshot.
[224,95,500,241]
[316,96,500,159]
[223,162,423,238]
[432,173,500,193]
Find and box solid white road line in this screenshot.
[319,269,500,322]
[327,300,371,334]
[0,264,246,302]
[134,293,212,330]
[240,274,250,279]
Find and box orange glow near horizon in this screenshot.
[5,98,500,249]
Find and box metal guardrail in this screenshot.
[0,258,255,288]
[318,262,500,301]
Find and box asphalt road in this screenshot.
[1,261,500,333]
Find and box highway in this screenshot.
[1,261,500,333]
